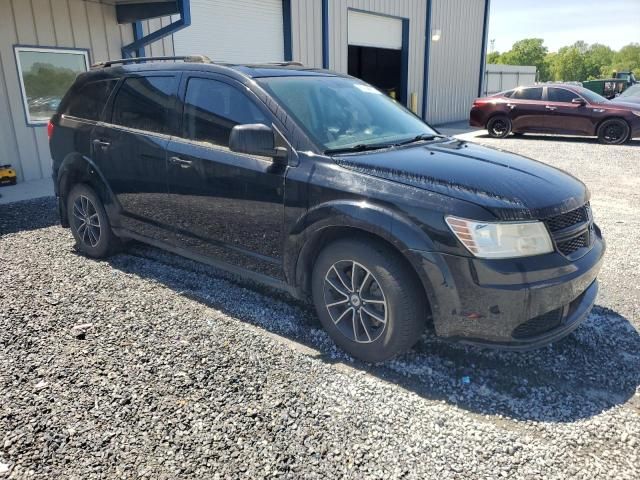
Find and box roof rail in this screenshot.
[91,55,212,69]
[260,61,304,67]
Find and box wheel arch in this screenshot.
[596,115,631,132]
[287,201,438,318]
[485,111,510,129]
[57,154,119,227]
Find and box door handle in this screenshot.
[92,139,110,149]
[507,103,516,109]
[545,105,557,111]
[169,156,193,168]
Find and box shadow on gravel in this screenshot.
[0,197,58,237]
[475,133,640,146]
[106,245,640,424]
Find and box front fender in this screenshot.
[285,199,443,301]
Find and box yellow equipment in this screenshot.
[0,164,17,186]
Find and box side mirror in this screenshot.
[229,124,287,160]
[571,97,586,106]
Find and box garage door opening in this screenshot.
[347,10,407,105]
[348,45,403,103]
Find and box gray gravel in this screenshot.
[1,135,640,479]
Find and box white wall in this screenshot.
[484,64,537,96]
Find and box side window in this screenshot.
[512,87,543,101]
[503,90,514,98]
[182,77,267,147]
[111,76,176,134]
[64,79,118,121]
[547,88,580,103]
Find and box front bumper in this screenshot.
[409,231,605,349]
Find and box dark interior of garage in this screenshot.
[348,45,403,104]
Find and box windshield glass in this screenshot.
[575,86,608,104]
[257,76,437,152]
[620,84,640,97]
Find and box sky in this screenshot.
[488,0,640,53]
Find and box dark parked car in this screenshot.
[612,84,640,105]
[49,57,605,362]
[470,84,640,144]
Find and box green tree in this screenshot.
[486,51,501,64]
[583,44,614,79]
[606,43,640,76]
[550,46,587,81]
[495,38,549,81]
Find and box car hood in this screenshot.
[610,98,640,106]
[332,138,589,221]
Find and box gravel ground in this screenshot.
[1,135,640,479]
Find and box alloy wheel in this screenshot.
[323,260,388,343]
[603,124,624,143]
[491,119,508,136]
[72,195,101,248]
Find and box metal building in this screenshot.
[0,0,490,185]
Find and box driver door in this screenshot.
[163,74,287,279]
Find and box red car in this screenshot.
[470,84,640,145]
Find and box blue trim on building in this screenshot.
[282,0,292,61]
[322,0,329,68]
[132,21,145,58]
[122,0,192,58]
[478,0,491,97]
[400,18,409,106]
[421,0,432,121]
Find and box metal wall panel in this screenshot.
[0,0,145,183]
[292,0,428,117]
[290,0,323,67]
[172,0,284,63]
[426,0,486,124]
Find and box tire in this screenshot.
[486,115,512,138]
[597,118,630,145]
[311,238,427,362]
[66,184,118,258]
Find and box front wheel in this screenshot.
[67,184,118,258]
[312,239,427,362]
[487,115,512,138]
[597,119,630,145]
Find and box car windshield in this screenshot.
[575,86,608,104]
[620,84,640,97]
[257,76,437,152]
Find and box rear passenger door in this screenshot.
[91,73,180,236]
[508,87,549,132]
[164,74,287,279]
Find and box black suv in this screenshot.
[49,57,605,362]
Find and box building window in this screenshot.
[14,46,89,125]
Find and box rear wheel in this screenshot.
[67,184,118,258]
[487,115,512,138]
[311,238,426,362]
[597,119,630,145]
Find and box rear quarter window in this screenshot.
[512,87,543,101]
[63,79,119,121]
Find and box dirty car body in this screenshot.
[50,61,605,359]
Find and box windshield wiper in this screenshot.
[395,133,447,146]
[324,143,396,155]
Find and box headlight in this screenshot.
[445,216,554,259]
